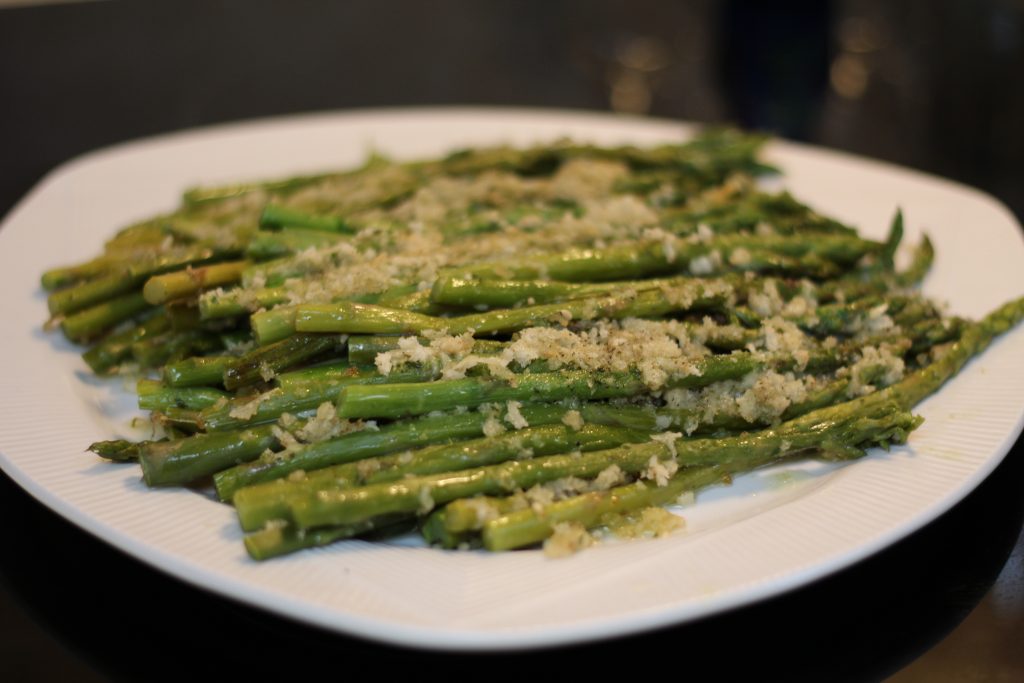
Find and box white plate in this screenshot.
[1,108,1022,650]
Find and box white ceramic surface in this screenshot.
[1,108,1022,650]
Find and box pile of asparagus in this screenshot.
[42,130,1024,559]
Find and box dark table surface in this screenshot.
[1,1,1022,681]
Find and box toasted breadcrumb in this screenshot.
[543,522,595,558]
[504,400,529,429]
[561,409,585,431]
[641,454,679,487]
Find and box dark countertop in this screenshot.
[1,1,1022,680]
[2,447,1021,682]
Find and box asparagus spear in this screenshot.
[243,516,413,561]
[143,260,250,305]
[138,423,281,486]
[259,204,355,234]
[60,292,152,342]
[136,379,229,412]
[213,404,576,500]
[294,284,729,337]
[82,311,172,374]
[163,355,235,387]
[222,333,343,391]
[232,423,648,531]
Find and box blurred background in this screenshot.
[1,0,1023,221]
[1,1,1022,681]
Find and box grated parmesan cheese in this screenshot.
[735,371,808,424]
[504,400,529,429]
[463,497,501,526]
[847,344,906,397]
[748,279,784,317]
[295,402,352,443]
[417,486,435,514]
[228,391,271,420]
[543,522,595,558]
[592,464,626,490]
[561,409,585,431]
[641,453,679,487]
[481,412,507,437]
[649,431,682,458]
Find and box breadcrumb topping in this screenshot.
[543,522,595,558]
[602,507,685,539]
[641,453,679,487]
[847,344,906,396]
[504,400,529,429]
[505,318,713,390]
[561,409,585,431]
